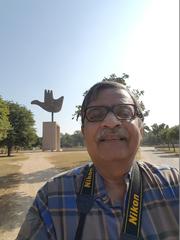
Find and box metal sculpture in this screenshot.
[31,90,64,122]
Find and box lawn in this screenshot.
[47,148,142,171]
[0,147,142,180]
[47,150,90,171]
[0,154,29,210]
[0,154,28,177]
[155,147,179,154]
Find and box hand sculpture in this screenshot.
[31,90,64,121]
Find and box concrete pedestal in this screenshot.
[42,122,60,151]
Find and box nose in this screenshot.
[101,111,122,128]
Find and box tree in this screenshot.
[71,131,84,147]
[102,73,128,85]
[72,73,149,121]
[142,123,179,149]
[0,97,11,141]
[143,131,157,145]
[1,102,37,156]
[61,133,73,148]
[32,137,42,149]
[159,125,170,148]
[150,123,167,145]
[167,126,179,152]
[60,131,84,148]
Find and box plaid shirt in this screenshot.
[17,161,179,240]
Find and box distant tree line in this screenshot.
[143,123,179,152]
[60,131,84,148]
[60,124,179,151]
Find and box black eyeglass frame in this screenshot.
[84,104,144,122]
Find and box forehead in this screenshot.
[88,88,134,107]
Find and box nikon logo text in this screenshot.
[128,193,139,226]
[84,168,93,188]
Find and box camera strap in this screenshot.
[75,162,143,240]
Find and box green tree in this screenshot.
[0,97,11,141]
[61,133,73,148]
[72,73,149,121]
[71,131,84,147]
[143,131,157,145]
[167,125,179,152]
[142,123,179,149]
[32,137,42,149]
[60,131,84,148]
[1,102,37,156]
[150,123,167,144]
[159,125,170,147]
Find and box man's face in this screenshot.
[82,88,143,168]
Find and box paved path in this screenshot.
[140,146,179,170]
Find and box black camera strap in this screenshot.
[121,162,143,239]
[75,165,95,240]
[75,162,143,240]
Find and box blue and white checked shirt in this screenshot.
[17,161,179,240]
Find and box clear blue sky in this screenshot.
[0,0,178,136]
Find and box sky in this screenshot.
[0,0,179,137]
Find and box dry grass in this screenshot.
[155,147,179,154]
[0,148,141,178]
[47,150,90,171]
[0,154,28,177]
[47,148,141,170]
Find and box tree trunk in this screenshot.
[172,143,175,152]
[7,146,12,156]
[167,142,170,151]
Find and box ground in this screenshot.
[0,147,178,240]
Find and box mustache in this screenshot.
[96,127,129,142]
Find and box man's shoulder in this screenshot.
[138,161,179,186]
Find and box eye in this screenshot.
[114,105,134,119]
[86,107,106,121]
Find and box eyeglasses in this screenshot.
[84,104,139,122]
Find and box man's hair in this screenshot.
[80,81,144,126]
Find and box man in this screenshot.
[17,81,179,240]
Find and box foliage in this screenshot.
[166,125,179,151]
[61,131,84,148]
[143,123,179,151]
[0,97,11,141]
[72,73,149,121]
[102,73,128,85]
[0,101,37,156]
[32,137,42,148]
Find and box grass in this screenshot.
[47,150,90,170]
[0,148,142,179]
[155,147,179,154]
[47,148,142,171]
[0,154,28,177]
[0,153,29,208]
